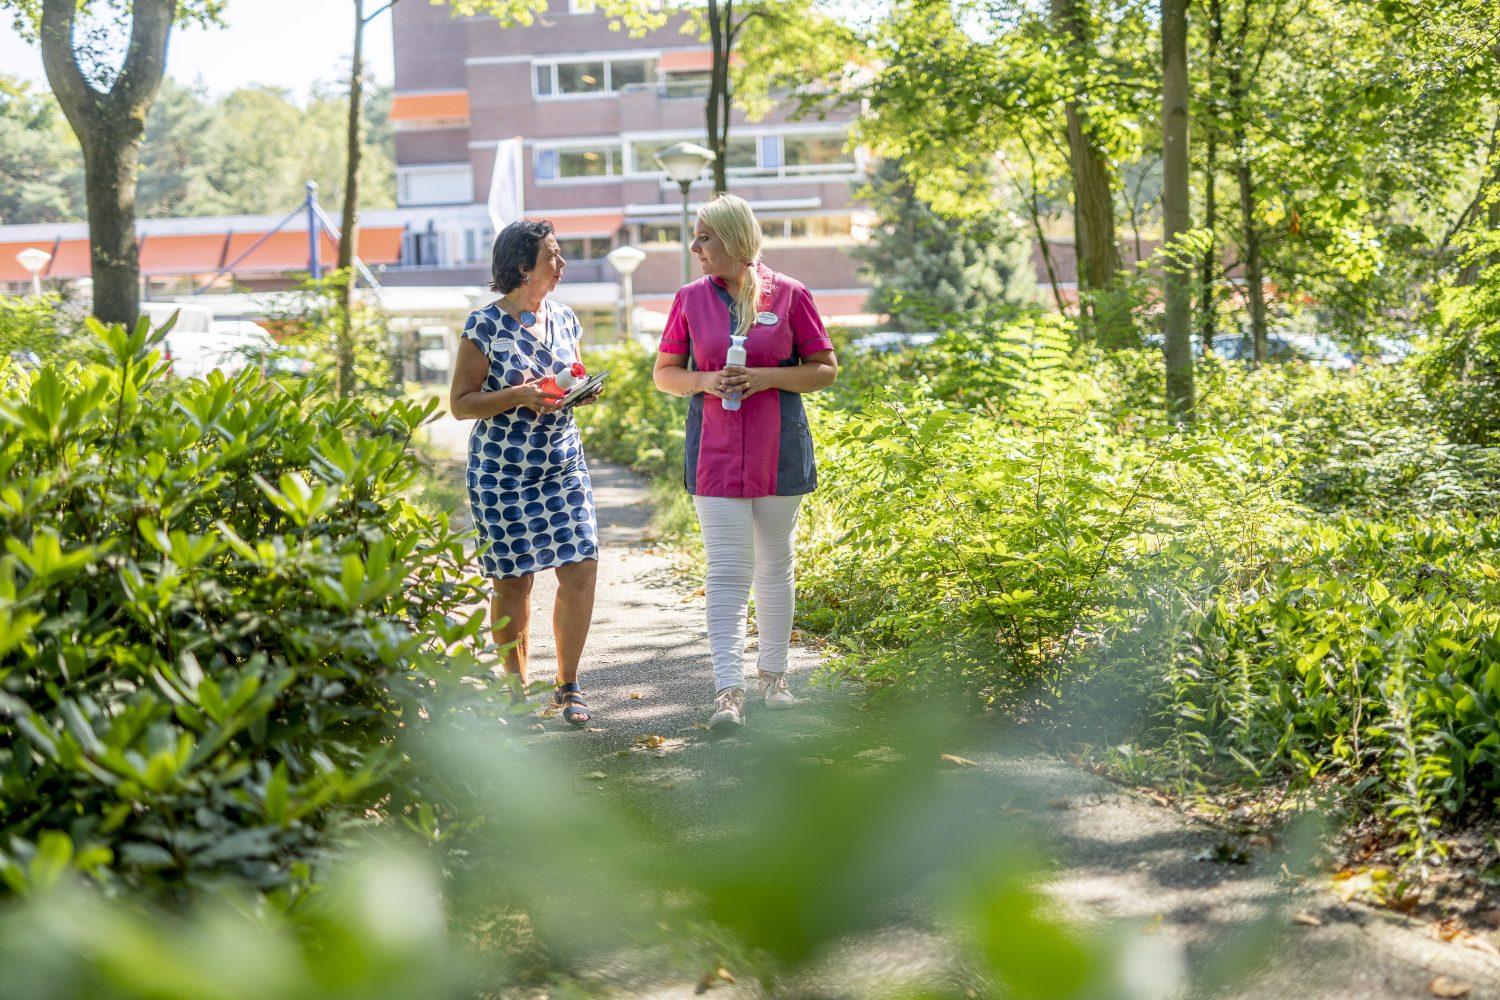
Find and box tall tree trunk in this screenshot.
[1236,145,1267,365]
[39,0,176,329]
[1199,0,1224,352]
[1018,135,1068,314]
[336,0,366,398]
[705,0,735,194]
[1162,0,1195,419]
[1050,0,1123,342]
[1225,5,1267,365]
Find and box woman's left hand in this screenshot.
[572,386,603,407]
[719,365,772,400]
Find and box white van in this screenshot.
[140,302,233,379]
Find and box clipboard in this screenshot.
[561,369,609,408]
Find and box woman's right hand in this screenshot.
[515,379,564,414]
[698,370,734,401]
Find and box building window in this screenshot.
[759,135,781,170]
[636,223,681,245]
[535,149,559,181]
[558,61,607,94]
[535,144,623,182]
[557,238,590,261]
[557,236,614,261]
[610,59,652,90]
[783,134,851,170]
[397,164,474,206]
[757,215,853,241]
[662,71,710,99]
[534,57,659,99]
[627,135,755,175]
[464,226,494,264]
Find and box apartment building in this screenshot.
[387,0,873,340]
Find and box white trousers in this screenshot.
[692,494,803,693]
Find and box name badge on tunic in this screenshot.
[755,311,779,326]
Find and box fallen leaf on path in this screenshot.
[694,963,736,994]
[526,723,544,733]
[630,692,643,700]
[635,734,668,749]
[1429,976,1473,998]
[586,772,608,780]
[692,722,710,731]
[1137,787,1174,808]
[939,754,976,768]
[1430,921,1500,957]
[1292,911,1323,927]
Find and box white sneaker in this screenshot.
[709,687,746,731]
[758,670,796,710]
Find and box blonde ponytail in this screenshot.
[697,193,764,339]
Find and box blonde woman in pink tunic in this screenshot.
[652,193,839,731]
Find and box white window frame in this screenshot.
[621,126,861,182]
[533,140,627,184]
[396,163,475,206]
[532,54,660,101]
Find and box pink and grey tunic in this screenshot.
[658,266,834,498]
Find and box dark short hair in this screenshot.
[489,219,556,293]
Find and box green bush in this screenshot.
[0,294,88,367]
[574,308,1500,849]
[797,343,1299,706]
[0,320,499,901]
[574,338,686,482]
[1154,514,1500,857]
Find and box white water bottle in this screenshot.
[722,334,747,411]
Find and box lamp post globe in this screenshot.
[652,141,715,285]
[16,247,51,298]
[606,245,648,342]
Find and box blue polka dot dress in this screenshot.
[461,299,599,579]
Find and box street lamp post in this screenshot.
[605,245,647,343]
[652,141,715,285]
[16,248,52,297]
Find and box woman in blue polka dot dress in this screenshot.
[449,220,602,725]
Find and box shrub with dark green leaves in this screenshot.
[1153,514,1500,857]
[0,320,498,900]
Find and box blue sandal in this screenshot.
[552,682,592,726]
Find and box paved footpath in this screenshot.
[423,414,1500,999]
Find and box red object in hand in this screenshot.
[538,362,586,399]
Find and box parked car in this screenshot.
[1214,331,1354,369]
[139,305,312,380]
[211,320,315,378]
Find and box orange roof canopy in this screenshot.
[1,226,403,281]
[549,213,625,238]
[390,91,470,122]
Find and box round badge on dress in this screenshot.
[755,311,778,326]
